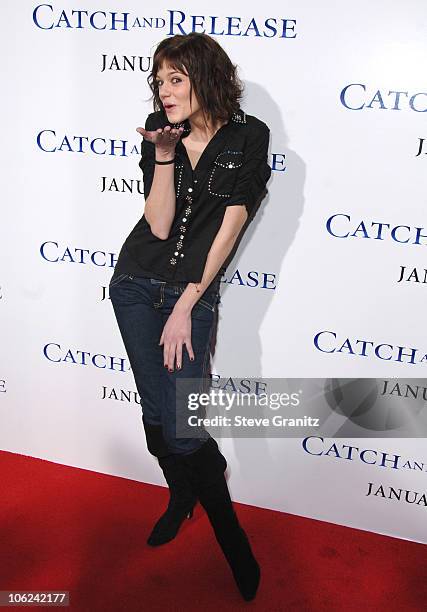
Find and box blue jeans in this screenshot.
[109,273,221,455]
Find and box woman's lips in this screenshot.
[164,104,176,110]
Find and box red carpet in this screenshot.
[0,450,426,611]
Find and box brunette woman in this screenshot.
[109,32,271,602]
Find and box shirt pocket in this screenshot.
[207,150,244,198]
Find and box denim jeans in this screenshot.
[109,273,221,455]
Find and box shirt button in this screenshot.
[180,253,184,258]
[174,251,178,256]
[182,217,187,222]
[188,187,193,192]
[194,179,198,183]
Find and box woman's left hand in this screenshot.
[159,306,194,371]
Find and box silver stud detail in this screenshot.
[208,169,231,197]
[231,111,247,124]
[212,150,244,168]
[207,150,244,197]
[171,195,193,265]
[174,163,184,197]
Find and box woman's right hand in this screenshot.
[136,124,185,157]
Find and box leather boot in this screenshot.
[142,416,197,546]
[182,438,261,601]
[147,453,197,546]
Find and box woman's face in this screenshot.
[155,62,201,123]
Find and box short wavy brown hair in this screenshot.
[147,33,244,124]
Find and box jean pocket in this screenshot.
[195,292,219,313]
[175,286,220,311]
[109,273,130,288]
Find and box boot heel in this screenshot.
[147,498,196,547]
[147,454,197,547]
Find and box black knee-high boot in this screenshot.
[182,438,261,601]
[142,416,197,547]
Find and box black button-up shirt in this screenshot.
[114,107,271,284]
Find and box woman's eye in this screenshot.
[155,76,182,88]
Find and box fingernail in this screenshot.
[168,368,173,373]
[190,357,194,362]
[164,364,168,368]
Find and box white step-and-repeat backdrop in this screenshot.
[2,1,427,544]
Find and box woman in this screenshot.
[109,32,271,602]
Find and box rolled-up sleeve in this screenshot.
[224,124,272,218]
[138,113,156,200]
